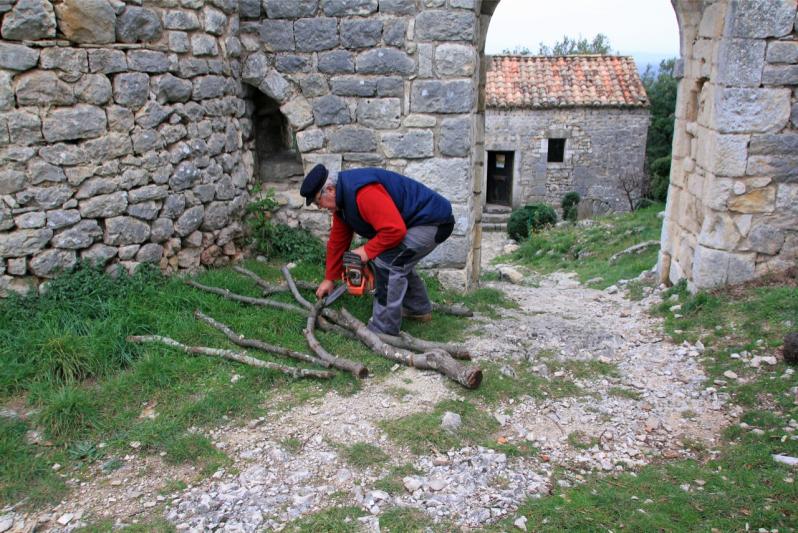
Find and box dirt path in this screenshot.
[13,240,734,531]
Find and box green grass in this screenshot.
[488,273,798,531]
[0,261,499,510]
[506,203,664,288]
[567,430,600,450]
[75,517,176,532]
[558,359,620,380]
[340,442,390,468]
[608,386,642,400]
[374,463,422,495]
[380,399,536,457]
[454,361,583,406]
[379,507,440,532]
[285,506,366,532]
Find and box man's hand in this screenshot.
[351,246,369,263]
[316,279,335,300]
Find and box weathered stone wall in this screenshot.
[245,0,483,289]
[0,0,253,296]
[485,107,650,212]
[659,0,798,290]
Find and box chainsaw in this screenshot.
[324,250,375,306]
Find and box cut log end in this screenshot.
[464,367,483,389]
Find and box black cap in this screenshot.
[300,164,329,206]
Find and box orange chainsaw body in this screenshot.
[342,250,375,296]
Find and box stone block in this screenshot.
[75,73,112,105]
[356,98,400,129]
[329,126,377,153]
[104,215,150,245]
[118,244,140,261]
[160,194,185,219]
[127,200,160,220]
[0,42,39,71]
[7,257,26,275]
[30,249,76,277]
[403,114,436,128]
[767,41,798,63]
[312,94,351,126]
[29,161,66,184]
[260,19,295,51]
[294,17,338,52]
[202,6,226,35]
[15,71,75,106]
[46,209,80,229]
[32,185,74,209]
[175,205,204,236]
[725,0,796,38]
[728,186,776,213]
[376,77,403,97]
[136,243,163,263]
[296,128,325,152]
[303,153,341,181]
[378,0,414,15]
[192,75,227,99]
[322,0,376,16]
[55,0,116,44]
[116,6,162,43]
[435,43,476,77]
[383,19,406,47]
[164,10,199,30]
[763,64,798,86]
[275,54,311,73]
[340,19,382,49]
[1,0,56,40]
[170,161,200,191]
[0,228,53,257]
[6,111,41,146]
[191,34,219,57]
[239,0,260,18]
[128,50,170,73]
[150,217,174,242]
[113,72,149,109]
[439,116,471,156]
[420,236,468,268]
[43,105,106,143]
[81,243,117,265]
[296,74,327,98]
[331,76,376,96]
[201,201,230,230]
[318,50,355,74]
[169,31,190,53]
[281,96,314,130]
[405,158,470,202]
[83,133,133,161]
[716,39,765,87]
[264,0,317,18]
[380,130,433,158]
[52,219,101,249]
[178,58,209,78]
[14,211,46,229]
[744,223,785,255]
[356,48,414,75]
[79,191,128,218]
[415,10,475,41]
[698,2,725,38]
[713,87,791,134]
[697,210,742,250]
[411,80,474,113]
[88,49,127,74]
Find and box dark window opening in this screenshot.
[248,86,302,184]
[547,138,566,163]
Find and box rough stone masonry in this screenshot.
[0,0,797,296]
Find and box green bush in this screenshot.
[649,156,671,202]
[246,189,325,263]
[507,204,558,241]
[561,192,581,222]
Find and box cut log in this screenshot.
[126,335,335,379]
[279,266,356,339]
[432,303,473,317]
[376,332,472,361]
[306,300,369,379]
[333,309,482,389]
[608,240,660,264]
[186,280,306,314]
[193,309,330,368]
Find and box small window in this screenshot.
[547,138,566,163]
[495,153,506,169]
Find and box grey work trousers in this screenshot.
[368,222,453,336]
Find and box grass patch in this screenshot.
[557,359,620,380]
[340,442,390,469]
[454,361,583,406]
[374,463,422,495]
[75,517,176,532]
[1,261,503,511]
[380,507,438,532]
[285,506,366,532]
[506,203,664,288]
[280,437,303,454]
[385,386,411,400]
[567,430,599,450]
[608,387,642,401]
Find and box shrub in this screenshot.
[507,204,558,241]
[246,189,325,263]
[649,156,671,202]
[37,385,99,442]
[561,192,581,221]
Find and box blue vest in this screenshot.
[335,168,453,239]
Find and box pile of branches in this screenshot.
[127,266,482,389]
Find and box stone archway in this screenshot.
[478,0,798,290]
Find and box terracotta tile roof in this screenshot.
[486,55,649,109]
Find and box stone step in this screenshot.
[484,203,512,214]
[482,223,507,233]
[482,212,511,224]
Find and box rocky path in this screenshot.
[9,237,736,532]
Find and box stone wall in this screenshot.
[659,0,798,290]
[243,0,483,289]
[484,107,650,212]
[0,0,253,296]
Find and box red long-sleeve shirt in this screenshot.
[324,183,407,281]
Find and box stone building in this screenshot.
[483,55,650,213]
[0,0,796,295]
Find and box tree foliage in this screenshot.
[641,58,678,202]
[502,34,614,56]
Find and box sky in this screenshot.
[485,0,681,70]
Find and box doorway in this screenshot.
[486,151,514,206]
